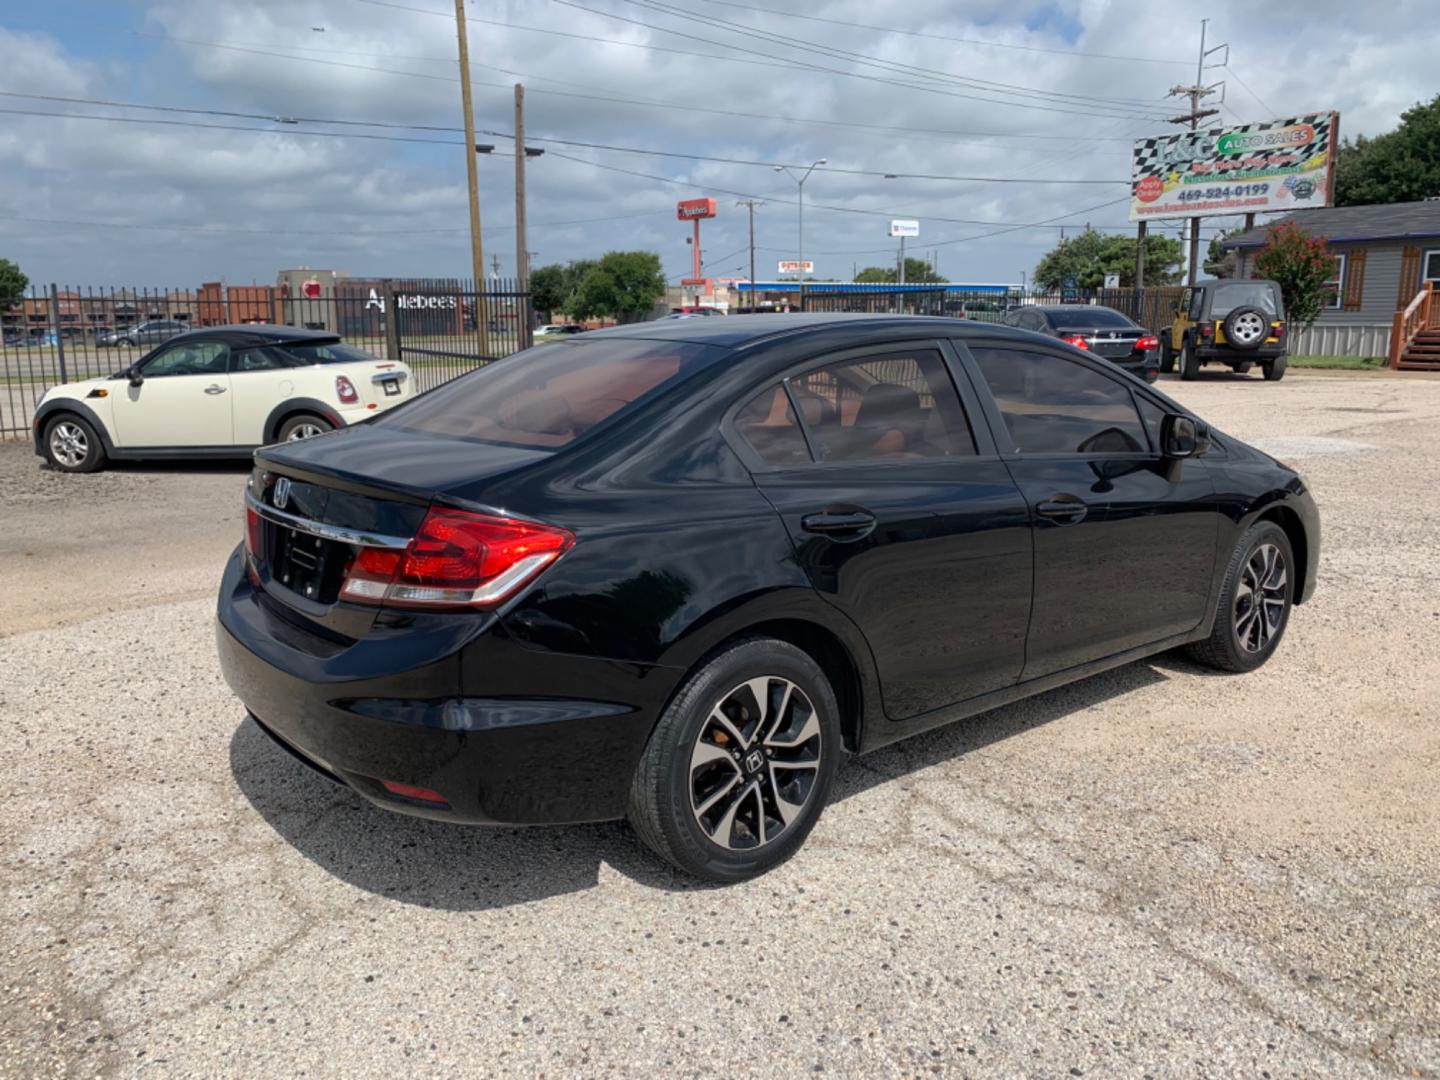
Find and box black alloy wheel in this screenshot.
[628,637,841,882]
[1188,521,1294,673]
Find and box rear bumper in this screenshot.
[215,548,673,825]
[1197,344,1286,361]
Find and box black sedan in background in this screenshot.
[217,314,1319,882]
[1004,304,1160,381]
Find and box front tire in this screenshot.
[277,414,334,442]
[42,414,107,473]
[1159,336,1175,373]
[1187,521,1295,673]
[1262,355,1287,381]
[628,637,841,882]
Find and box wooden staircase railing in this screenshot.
[1390,282,1436,368]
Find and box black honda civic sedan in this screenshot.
[217,314,1319,881]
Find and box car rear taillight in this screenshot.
[339,507,574,609]
[1061,334,1090,350]
[1273,323,1285,339]
[1134,335,1159,351]
[1200,323,1215,339]
[335,375,359,404]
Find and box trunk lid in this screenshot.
[335,357,415,410]
[249,424,552,638]
[1072,327,1147,359]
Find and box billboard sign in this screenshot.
[1130,112,1338,221]
[889,219,920,237]
[677,197,717,220]
[777,260,814,274]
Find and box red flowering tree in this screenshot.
[1253,221,1338,329]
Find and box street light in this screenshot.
[774,158,827,283]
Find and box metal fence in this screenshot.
[1,280,531,440]
[794,283,1188,332]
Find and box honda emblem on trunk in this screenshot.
[274,477,292,510]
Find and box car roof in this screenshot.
[1031,305,1128,316]
[575,312,1043,349]
[162,324,342,346]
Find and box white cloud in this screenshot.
[0,1,1433,286]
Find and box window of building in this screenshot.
[1325,253,1346,310]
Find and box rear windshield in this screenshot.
[278,342,380,365]
[1046,308,1135,331]
[1211,283,1281,318]
[377,338,720,449]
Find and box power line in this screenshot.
[0,92,1127,184]
[1223,65,1276,117]
[695,0,1192,66]
[547,0,1171,121]
[354,0,1171,116]
[121,29,1151,148]
[610,0,1168,111]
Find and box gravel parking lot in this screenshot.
[2,370,1438,1078]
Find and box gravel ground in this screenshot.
[2,370,1438,1079]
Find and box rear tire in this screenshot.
[42,414,107,473]
[628,637,841,882]
[1180,339,1201,381]
[276,414,334,443]
[1187,521,1295,673]
[1159,336,1175,373]
[1262,355,1287,381]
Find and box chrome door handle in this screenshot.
[204,384,227,395]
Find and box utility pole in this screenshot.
[452,0,488,355]
[513,83,532,349]
[736,199,764,312]
[1168,18,1226,286]
[774,158,827,284]
[490,254,502,278]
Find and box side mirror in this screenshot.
[1161,413,1201,458]
[128,367,144,388]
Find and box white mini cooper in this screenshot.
[32,325,414,473]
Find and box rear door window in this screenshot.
[787,349,976,462]
[378,338,722,449]
[1211,282,1281,318]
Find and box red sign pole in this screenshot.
[692,217,702,281]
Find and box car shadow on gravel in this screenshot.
[229,659,1171,908]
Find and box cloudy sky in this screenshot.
[0,0,1432,289]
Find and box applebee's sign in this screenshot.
[364,288,458,313]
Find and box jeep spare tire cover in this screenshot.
[1222,305,1269,351]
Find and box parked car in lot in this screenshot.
[33,325,414,473]
[96,319,187,347]
[217,313,1319,882]
[1004,304,1160,382]
[534,323,585,340]
[1161,279,1288,381]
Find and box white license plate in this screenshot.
[380,379,401,396]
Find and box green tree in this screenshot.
[529,260,594,319]
[1032,228,1184,289]
[1253,221,1337,329]
[1335,94,1440,206]
[1204,231,1236,278]
[569,251,667,323]
[852,258,946,283]
[0,258,27,308]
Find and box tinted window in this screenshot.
[973,348,1147,454]
[734,386,810,466]
[231,346,296,373]
[1211,282,1281,318]
[1045,308,1136,331]
[378,339,719,449]
[142,341,228,377]
[1134,393,1167,453]
[275,342,380,365]
[787,349,975,462]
